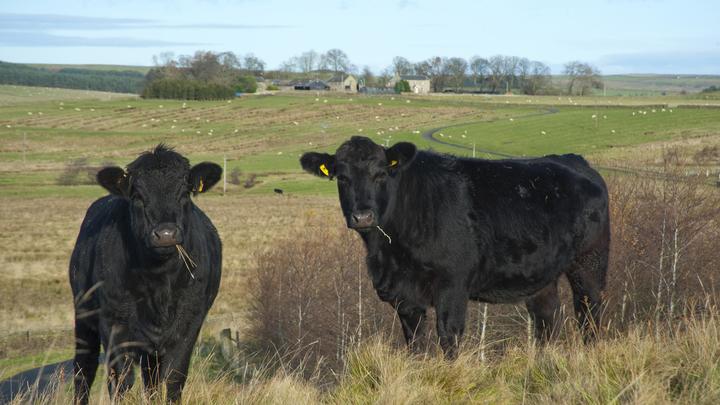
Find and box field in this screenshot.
[2,85,720,403]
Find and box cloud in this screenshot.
[0,13,291,31]
[0,31,201,47]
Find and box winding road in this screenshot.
[420,107,706,182]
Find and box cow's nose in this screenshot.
[151,223,181,247]
[350,210,375,229]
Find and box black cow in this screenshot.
[301,136,609,357]
[69,145,222,403]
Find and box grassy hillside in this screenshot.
[2,85,720,403]
[28,63,151,75]
[0,61,146,94]
[553,74,720,96]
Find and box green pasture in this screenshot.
[2,85,720,199]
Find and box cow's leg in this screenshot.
[434,285,469,359]
[140,351,161,400]
[105,325,136,400]
[567,247,608,343]
[525,280,561,342]
[73,320,100,405]
[394,301,427,352]
[161,327,201,403]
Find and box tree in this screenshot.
[320,49,351,73]
[394,80,411,93]
[392,56,414,76]
[243,54,265,75]
[296,50,319,73]
[564,61,603,95]
[377,67,393,88]
[415,56,447,92]
[444,57,468,91]
[218,52,241,70]
[487,55,506,93]
[520,60,552,95]
[235,76,257,93]
[469,56,489,88]
[360,65,375,88]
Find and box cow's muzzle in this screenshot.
[349,210,376,229]
[150,223,182,247]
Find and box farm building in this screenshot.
[387,73,431,94]
[294,80,330,91]
[327,74,358,93]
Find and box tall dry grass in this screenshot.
[6,165,720,404]
[10,313,720,404]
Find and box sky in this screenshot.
[1,0,719,75]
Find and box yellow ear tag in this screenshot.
[390,160,398,167]
[319,164,329,177]
[198,179,204,193]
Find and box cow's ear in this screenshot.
[300,152,335,179]
[97,166,129,196]
[189,162,222,195]
[385,142,416,171]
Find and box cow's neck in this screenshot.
[376,169,447,247]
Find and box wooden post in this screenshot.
[223,155,227,196]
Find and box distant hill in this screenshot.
[0,61,146,94]
[28,63,151,75]
[553,74,720,96]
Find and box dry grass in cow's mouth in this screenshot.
[176,244,197,279]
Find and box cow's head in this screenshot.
[300,136,416,231]
[96,145,222,256]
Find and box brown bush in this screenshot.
[56,158,97,186]
[605,170,720,330]
[246,227,399,379]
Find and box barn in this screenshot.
[387,73,431,94]
[327,74,358,93]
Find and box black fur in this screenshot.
[301,136,609,357]
[69,145,222,403]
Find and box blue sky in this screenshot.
[1,0,718,74]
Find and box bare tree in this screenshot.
[469,56,489,88]
[187,51,223,83]
[415,56,447,92]
[444,57,468,91]
[297,50,320,73]
[519,60,552,95]
[487,55,506,93]
[152,52,176,67]
[243,53,265,75]
[360,66,375,88]
[278,58,297,77]
[320,49,351,73]
[564,61,603,95]
[377,67,393,88]
[392,56,414,76]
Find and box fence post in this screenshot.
[223,155,227,196]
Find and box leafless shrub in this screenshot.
[246,227,399,380]
[244,174,258,189]
[229,167,242,185]
[56,158,97,186]
[605,169,720,331]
